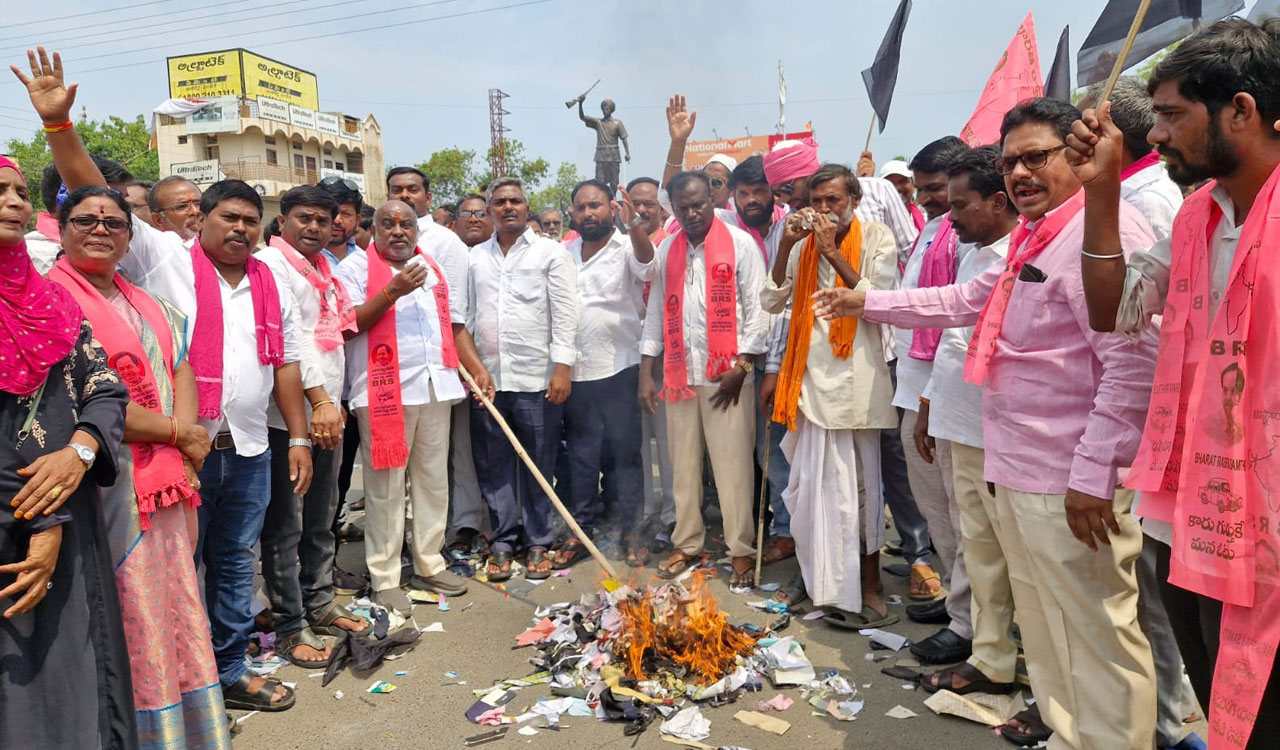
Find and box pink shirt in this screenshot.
[863,200,1160,499]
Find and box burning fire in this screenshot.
[614,570,758,686]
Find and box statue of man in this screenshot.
[577,97,630,190]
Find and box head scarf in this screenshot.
[706,153,739,173]
[0,156,82,395]
[763,138,820,186]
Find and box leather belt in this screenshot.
[212,432,236,451]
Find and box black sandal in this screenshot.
[526,547,552,580]
[486,550,513,582]
[223,672,296,712]
[310,603,372,638]
[1000,705,1052,746]
[920,663,1018,695]
[277,628,330,668]
[553,537,590,569]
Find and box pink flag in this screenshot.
[960,13,1044,146]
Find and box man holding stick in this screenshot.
[1066,17,1280,749]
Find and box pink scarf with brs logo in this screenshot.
[1125,169,1280,750]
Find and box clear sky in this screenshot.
[0,0,1266,186]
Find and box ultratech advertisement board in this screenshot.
[167,49,318,110]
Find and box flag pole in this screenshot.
[457,366,620,580]
[1099,0,1154,103]
[864,112,878,153]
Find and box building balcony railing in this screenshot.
[219,161,317,186]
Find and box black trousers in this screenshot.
[1155,539,1280,748]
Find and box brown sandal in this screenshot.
[760,536,796,565]
[486,550,513,581]
[729,556,755,588]
[625,538,649,568]
[908,563,944,601]
[656,551,698,579]
[552,538,590,569]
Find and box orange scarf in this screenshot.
[772,219,862,430]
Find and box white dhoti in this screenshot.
[780,413,883,612]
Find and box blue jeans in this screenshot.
[561,367,643,535]
[471,391,563,554]
[195,447,273,687]
[754,378,791,537]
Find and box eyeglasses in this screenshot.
[458,209,488,219]
[709,177,726,190]
[542,220,562,228]
[773,183,796,196]
[158,200,200,214]
[994,145,1067,175]
[320,176,361,192]
[68,215,130,234]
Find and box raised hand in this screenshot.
[11,46,77,124]
[666,94,697,144]
[1065,101,1124,190]
[614,187,637,226]
[856,151,876,178]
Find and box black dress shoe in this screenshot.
[906,598,950,624]
[909,628,972,664]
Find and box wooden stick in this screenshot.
[1099,0,1154,104]
[457,366,620,580]
[863,111,878,153]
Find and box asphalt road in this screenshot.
[230,537,1015,750]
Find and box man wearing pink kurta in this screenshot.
[814,98,1159,750]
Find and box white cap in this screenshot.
[706,153,738,172]
[879,159,911,180]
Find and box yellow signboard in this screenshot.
[241,51,318,111]
[167,50,242,100]
[166,50,318,110]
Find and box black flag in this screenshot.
[1077,0,1243,87]
[1044,26,1072,101]
[861,0,912,133]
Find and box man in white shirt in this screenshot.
[145,175,203,244]
[553,180,656,569]
[335,201,493,616]
[257,186,370,667]
[639,172,768,585]
[723,156,795,565]
[911,146,1024,698]
[469,177,578,582]
[886,137,971,631]
[118,179,313,712]
[761,164,899,625]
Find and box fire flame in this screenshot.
[614,570,757,686]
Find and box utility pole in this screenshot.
[488,88,509,178]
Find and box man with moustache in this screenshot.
[317,177,363,264]
[880,158,926,229]
[454,193,494,248]
[469,177,578,582]
[889,136,970,619]
[762,163,899,626]
[147,175,204,243]
[335,201,492,616]
[256,185,369,667]
[814,98,1160,748]
[1068,18,1280,747]
[913,146,1023,700]
[553,180,656,568]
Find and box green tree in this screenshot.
[414,146,477,205]
[4,106,156,215]
[529,162,584,215]
[478,138,550,192]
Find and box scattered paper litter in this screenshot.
[517,726,539,736]
[859,627,909,651]
[888,594,903,605]
[729,584,753,595]
[422,621,445,633]
[886,704,918,719]
[758,637,817,685]
[802,610,827,621]
[333,690,344,700]
[366,680,396,693]
[438,595,451,612]
[515,617,557,646]
[475,706,507,726]
[234,710,259,726]
[924,688,1025,726]
[660,736,716,750]
[407,589,439,603]
[734,709,791,735]
[660,706,711,742]
[758,582,781,592]
[758,694,793,712]
[746,599,788,613]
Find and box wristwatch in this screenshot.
[736,359,755,375]
[288,438,313,449]
[68,442,96,468]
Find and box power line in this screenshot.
[0,0,551,82]
[0,0,267,53]
[0,0,180,37]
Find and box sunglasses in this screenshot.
[458,209,488,219]
[994,145,1067,175]
[320,175,361,192]
[773,184,796,196]
[68,215,130,234]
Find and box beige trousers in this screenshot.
[665,383,756,558]
[951,442,1018,682]
[355,398,453,592]
[995,484,1155,750]
[933,439,972,638]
